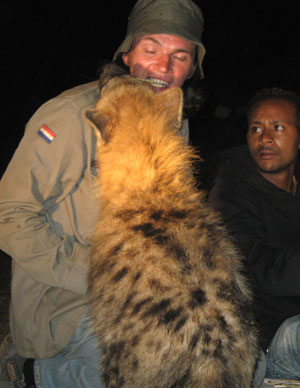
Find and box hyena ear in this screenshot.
[156,87,183,128]
[98,63,128,94]
[86,110,110,141]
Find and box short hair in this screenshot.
[247,87,300,130]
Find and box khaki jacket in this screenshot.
[0,81,100,358]
[0,79,190,359]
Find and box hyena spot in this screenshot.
[131,297,153,316]
[102,372,110,386]
[167,210,188,219]
[109,342,125,359]
[143,298,172,318]
[122,323,135,332]
[105,295,115,306]
[118,376,125,387]
[121,292,137,313]
[113,314,122,325]
[159,306,183,326]
[189,288,207,309]
[213,340,226,362]
[174,316,188,332]
[146,339,155,348]
[110,243,124,256]
[202,249,216,269]
[132,223,164,238]
[150,210,164,221]
[112,266,129,282]
[169,369,191,388]
[165,242,191,273]
[95,259,117,277]
[148,278,171,292]
[155,341,163,352]
[189,330,201,350]
[154,234,169,245]
[218,314,229,332]
[132,358,139,370]
[216,281,239,302]
[203,333,211,346]
[131,335,140,346]
[132,271,142,284]
[116,209,144,221]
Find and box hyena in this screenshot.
[88,71,259,388]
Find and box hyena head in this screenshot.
[87,74,197,199]
[88,75,183,144]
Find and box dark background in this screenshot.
[1,0,300,344]
[2,1,300,176]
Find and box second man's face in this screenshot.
[247,98,300,179]
[122,34,196,92]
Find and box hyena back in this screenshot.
[88,75,259,388]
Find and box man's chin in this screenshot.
[256,164,283,174]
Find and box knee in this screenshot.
[268,315,300,355]
[277,315,300,339]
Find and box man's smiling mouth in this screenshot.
[144,77,170,88]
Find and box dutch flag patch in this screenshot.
[38,125,57,143]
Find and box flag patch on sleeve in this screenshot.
[38,125,57,143]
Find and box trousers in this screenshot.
[34,310,104,388]
[33,309,268,387]
[266,314,300,380]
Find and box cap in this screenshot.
[113,0,206,78]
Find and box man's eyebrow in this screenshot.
[250,119,288,125]
[271,120,286,124]
[140,37,160,45]
[140,37,193,54]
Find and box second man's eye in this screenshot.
[250,126,262,134]
[274,125,284,131]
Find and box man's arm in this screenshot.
[0,98,92,295]
[209,181,300,297]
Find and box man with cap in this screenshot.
[0,1,207,387]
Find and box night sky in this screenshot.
[2,1,300,176]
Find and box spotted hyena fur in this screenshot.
[88,71,259,388]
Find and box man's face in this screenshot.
[247,98,300,182]
[122,34,196,92]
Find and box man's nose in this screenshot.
[259,129,274,144]
[154,54,171,73]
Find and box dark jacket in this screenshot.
[209,144,300,350]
